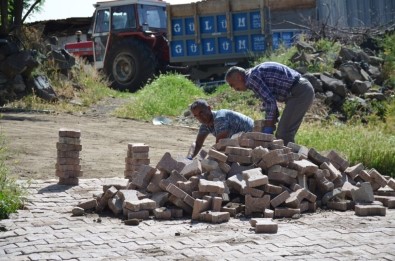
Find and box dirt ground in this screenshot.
[0,98,215,180]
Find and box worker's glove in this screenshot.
[262,126,275,134]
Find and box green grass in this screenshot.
[207,84,263,120]
[0,134,27,220]
[113,73,206,120]
[297,122,395,177]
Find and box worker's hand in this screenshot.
[262,126,275,134]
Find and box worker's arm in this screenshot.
[192,133,208,158]
[215,131,229,144]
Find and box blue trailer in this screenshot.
[167,0,316,81]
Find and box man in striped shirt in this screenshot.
[189,99,254,159]
[225,62,314,145]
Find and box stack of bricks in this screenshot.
[77,132,395,233]
[124,143,150,181]
[56,128,82,185]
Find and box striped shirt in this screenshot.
[245,62,301,120]
[198,109,254,137]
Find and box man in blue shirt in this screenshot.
[225,62,314,145]
[189,99,254,158]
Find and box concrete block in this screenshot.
[258,150,289,170]
[267,165,297,186]
[274,207,301,218]
[369,168,388,188]
[327,201,354,211]
[227,154,252,164]
[151,191,169,207]
[355,204,386,216]
[314,169,334,192]
[227,162,254,178]
[159,170,187,190]
[242,168,268,187]
[170,208,184,218]
[218,162,231,174]
[216,138,239,151]
[264,209,274,218]
[326,150,349,171]
[59,128,81,138]
[226,173,247,193]
[225,146,252,156]
[180,159,202,179]
[271,190,290,208]
[344,163,364,180]
[320,162,342,181]
[208,149,228,162]
[221,202,243,217]
[127,143,149,153]
[201,158,219,172]
[374,195,395,208]
[242,187,265,198]
[192,198,211,220]
[288,159,318,176]
[264,184,283,195]
[127,210,150,220]
[254,219,278,234]
[198,179,225,194]
[156,152,178,173]
[387,178,395,190]
[199,211,230,223]
[108,196,123,215]
[168,195,192,214]
[307,148,329,165]
[245,194,270,216]
[351,182,374,203]
[77,199,97,210]
[153,207,172,220]
[131,165,156,189]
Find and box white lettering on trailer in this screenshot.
[174,23,181,33]
[190,43,197,53]
[220,20,227,30]
[188,22,195,32]
[238,17,246,28]
[205,42,213,52]
[238,40,246,50]
[175,44,182,54]
[204,21,212,31]
[222,41,230,50]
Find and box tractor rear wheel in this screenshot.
[105,39,156,92]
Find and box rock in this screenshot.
[351,80,371,95]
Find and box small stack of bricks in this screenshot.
[76,132,395,233]
[56,128,82,185]
[124,143,150,180]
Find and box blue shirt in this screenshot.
[198,109,254,137]
[245,62,300,121]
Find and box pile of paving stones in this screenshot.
[74,130,395,233]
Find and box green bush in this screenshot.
[297,122,395,177]
[113,73,206,120]
[381,33,395,89]
[0,135,26,219]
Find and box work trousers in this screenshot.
[276,77,314,145]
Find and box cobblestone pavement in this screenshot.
[1,178,394,261]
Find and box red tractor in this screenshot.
[66,0,169,91]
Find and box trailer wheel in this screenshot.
[105,39,156,91]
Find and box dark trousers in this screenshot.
[276,77,314,145]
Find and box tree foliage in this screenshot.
[0,0,43,35]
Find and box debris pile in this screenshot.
[75,131,395,233]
